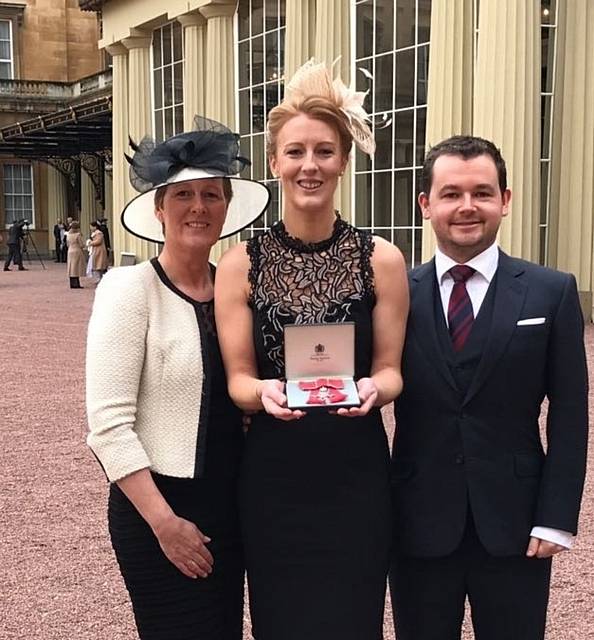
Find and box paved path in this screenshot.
[1,262,592,639]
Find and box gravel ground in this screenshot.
[1,262,592,639]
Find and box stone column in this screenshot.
[473,0,540,261]
[314,0,351,221]
[47,166,68,259]
[80,170,96,239]
[123,33,156,262]
[200,1,238,262]
[105,43,129,265]
[421,0,474,261]
[178,12,207,129]
[548,1,594,318]
[285,0,316,80]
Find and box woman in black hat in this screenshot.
[86,117,270,640]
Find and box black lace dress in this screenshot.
[241,217,392,640]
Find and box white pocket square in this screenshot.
[517,317,546,326]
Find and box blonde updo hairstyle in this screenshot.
[266,95,354,161]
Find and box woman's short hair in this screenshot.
[70,221,80,230]
[154,178,234,211]
[266,95,353,159]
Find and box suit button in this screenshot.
[455,454,465,465]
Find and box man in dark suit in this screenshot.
[3,219,27,271]
[389,136,588,640]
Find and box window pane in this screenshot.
[164,108,173,139]
[174,62,183,105]
[356,1,373,59]
[395,48,415,109]
[375,0,394,54]
[418,0,432,43]
[252,35,264,85]
[541,27,555,94]
[153,70,163,109]
[355,173,372,227]
[155,112,164,142]
[0,61,10,79]
[394,109,414,168]
[239,40,250,88]
[0,40,11,60]
[265,82,279,119]
[152,34,162,68]
[172,21,183,62]
[175,106,183,135]
[238,0,250,40]
[374,53,393,113]
[265,30,280,81]
[0,21,10,40]
[265,0,278,31]
[396,0,416,49]
[374,171,393,227]
[252,85,265,133]
[415,108,427,165]
[239,90,251,135]
[394,228,413,265]
[375,122,393,170]
[252,134,265,180]
[163,65,173,107]
[162,25,172,66]
[252,0,264,36]
[417,44,429,104]
[394,170,413,227]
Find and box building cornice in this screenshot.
[78,0,106,11]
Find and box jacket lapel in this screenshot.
[409,259,458,392]
[463,250,527,405]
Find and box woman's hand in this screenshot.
[260,379,306,421]
[153,513,214,579]
[336,377,378,418]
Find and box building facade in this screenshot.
[0,0,110,257]
[82,0,594,318]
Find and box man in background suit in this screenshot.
[389,136,588,640]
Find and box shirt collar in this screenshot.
[435,243,499,284]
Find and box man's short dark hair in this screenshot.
[421,136,507,195]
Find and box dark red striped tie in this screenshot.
[447,265,476,352]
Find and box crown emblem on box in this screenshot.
[314,343,325,354]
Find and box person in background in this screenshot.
[86,117,269,640]
[66,221,86,288]
[389,136,589,640]
[3,219,27,271]
[88,221,109,280]
[53,218,65,263]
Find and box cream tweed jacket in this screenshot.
[86,260,208,482]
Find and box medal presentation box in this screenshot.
[284,322,360,410]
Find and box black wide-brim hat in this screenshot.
[121,117,270,243]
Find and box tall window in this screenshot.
[540,0,557,265]
[354,0,432,267]
[152,22,184,143]
[0,20,13,79]
[4,164,34,227]
[237,0,286,238]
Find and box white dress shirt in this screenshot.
[434,243,574,550]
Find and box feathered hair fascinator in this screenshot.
[284,59,375,156]
[125,116,250,193]
[120,115,270,243]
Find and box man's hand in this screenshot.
[526,536,566,559]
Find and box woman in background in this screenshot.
[88,220,109,280]
[66,220,86,289]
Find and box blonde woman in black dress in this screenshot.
[216,62,409,639]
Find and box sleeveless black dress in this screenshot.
[241,217,392,640]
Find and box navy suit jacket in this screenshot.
[391,250,589,557]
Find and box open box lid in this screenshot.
[283,322,355,380]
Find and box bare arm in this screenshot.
[337,237,409,417]
[215,244,305,420]
[116,469,213,579]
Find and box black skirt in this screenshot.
[108,473,243,640]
